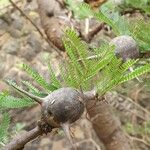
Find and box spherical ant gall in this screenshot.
[110,35,139,61]
[41,88,84,125]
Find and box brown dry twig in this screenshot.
[82,22,105,42]
[4,126,44,150]
[87,22,105,42]
[129,135,150,148]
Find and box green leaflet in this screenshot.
[63,28,150,93]
[0,89,34,109]
[0,113,10,143]
[19,63,57,92]
[0,96,34,108]
[128,19,150,52]
[22,81,41,94]
[119,63,150,84]
[47,62,62,89]
[65,0,93,19]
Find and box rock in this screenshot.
[0,57,6,78]
[4,54,19,72]
[27,32,42,52]
[39,138,52,150]
[20,45,38,61]
[0,18,9,36]
[11,12,24,31]
[24,0,38,12]
[7,28,22,38]
[0,81,9,92]
[2,38,20,55]
[4,67,19,81]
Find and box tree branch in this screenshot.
[3,126,43,150]
[85,23,105,42]
[86,99,132,150]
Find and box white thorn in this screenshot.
[85,18,89,35]
[129,67,143,83]
[61,123,77,150]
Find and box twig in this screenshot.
[75,138,101,150]
[122,94,150,118]
[129,136,150,148]
[87,23,105,42]
[5,79,44,105]
[81,22,105,42]
[4,126,43,150]
[140,51,150,58]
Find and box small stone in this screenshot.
[0,81,9,92]
[2,38,20,55]
[20,45,37,61]
[7,28,22,38]
[0,58,5,78]
[27,32,42,52]
[4,67,19,81]
[11,13,23,31]
[39,138,50,147]
[0,66,5,78]
[0,18,9,30]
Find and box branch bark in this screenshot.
[3,126,43,150]
[37,0,70,51]
[86,98,131,150]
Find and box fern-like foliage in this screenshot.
[19,63,58,92]
[0,94,34,109]
[22,81,47,97]
[62,28,90,89]
[119,63,150,84]
[62,28,150,94]
[47,61,62,89]
[0,113,10,145]
[66,1,120,35]
[85,3,129,36]
[120,0,150,14]
[22,81,41,94]
[13,28,148,95]
[62,29,115,90]
[67,1,150,50]
[0,81,34,109]
[96,58,139,95]
[100,5,150,52]
[128,19,150,52]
